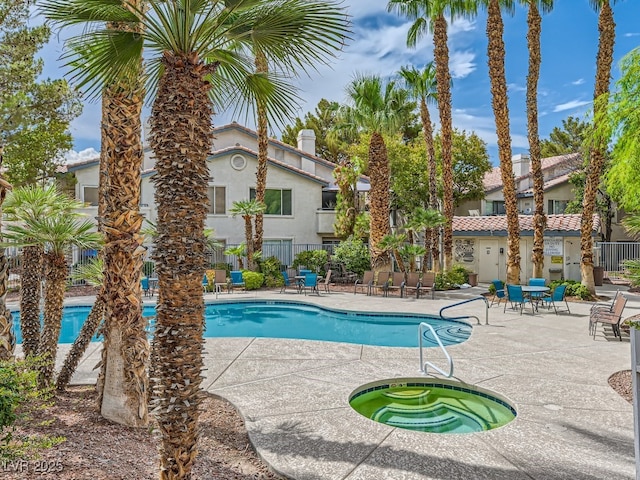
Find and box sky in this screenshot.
[36,1,640,165]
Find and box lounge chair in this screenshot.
[228,270,245,293]
[489,279,506,307]
[370,271,391,296]
[402,272,422,299]
[540,284,570,314]
[302,272,320,295]
[213,269,227,293]
[590,293,627,340]
[354,270,374,295]
[421,272,436,299]
[319,269,333,293]
[504,284,534,315]
[385,272,405,297]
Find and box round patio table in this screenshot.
[521,285,550,311]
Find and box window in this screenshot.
[491,201,506,215]
[207,186,226,214]
[548,200,568,214]
[250,188,292,215]
[322,191,338,210]
[83,186,99,206]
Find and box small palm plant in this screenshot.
[230,199,266,271]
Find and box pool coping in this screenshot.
[12,284,639,480]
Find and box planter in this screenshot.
[467,273,478,287]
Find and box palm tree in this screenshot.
[378,233,408,273]
[56,258,105,391]
[398,63,440,270]
[0,158,14,361]
[224,243,247,270]
[339,75,414,272]
[405,206,446,272]
[581,0,618,295]
[230,199,266,271]
[40,1,349,476]
[387,0,468,270]
[3,185,77,358]
[480,0,521,285]
[3,210,102,386]
[522,0,553,279]
[253,50,269,257]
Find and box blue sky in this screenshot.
[37,1,640,164]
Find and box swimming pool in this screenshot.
[11,300,472,347]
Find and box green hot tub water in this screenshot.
[350,379,516,434]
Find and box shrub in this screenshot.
[622,259,640,287]
[242,271,264,290]
[332,237,370,277]
[292,250,328,273]
[143,261,155,277]
[549,279,592,300]
[258,256,283,288]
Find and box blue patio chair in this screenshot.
[299,269,312,277]
[202,273,209,292]
[528,278,547,304]
[141,277,151,297]
[490,279,506,307]
[540,284,571,315]
[280,270,296,293]
[504,284,533,315]
[302,273,320,296]
[228,270,245,292]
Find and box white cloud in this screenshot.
[553,99,591,113]
[571,78,585,86]
[449,50,477,78]
[624,32,640,37]
[65,148,99,163]
[507,83,526,93]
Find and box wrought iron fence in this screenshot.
[595,241,640,279]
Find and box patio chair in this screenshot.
[370,271,391,296]
[302,272,320,295]
[141,277,152,297]
[590,290,621,316]
[202,273,209,292]
[528,278,547,305]
[504,284,534,315]
[213,269,227,293]
[280,270,296,293]
[402,272,422,299]
[489,279,506,307]
[319,269,333,293]
[540,284,570,314]
[354,270,374,295]
[421,271,436,299]
[385,272,405,297]
[590,294,628,340]
[228,270,245,293]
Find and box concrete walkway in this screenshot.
[18,283,639,480]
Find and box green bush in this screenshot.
[242,271,265,290]
[258,256,283,288]
[0,357,52,451]
[332,237,370,277]
[434,266,468,290]
[549,279,592,300]
[622,259,640,287]
[292,250,328,273]
[143,261,155,277]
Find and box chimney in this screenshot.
[297,129,316,156]
[512,154,530,177]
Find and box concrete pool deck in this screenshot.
[16,283,639,479]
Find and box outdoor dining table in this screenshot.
[521,285,550,312]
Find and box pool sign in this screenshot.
[544,237,563,256]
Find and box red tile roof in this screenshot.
[453,214,599,235]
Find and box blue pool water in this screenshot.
[11,300,472,347]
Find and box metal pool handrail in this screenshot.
[419,322,453,378]
[438,296,489,325]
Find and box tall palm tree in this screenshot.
[339,75,414,272]
[398,63,440,271]
[40,1,349,476]
[253,50,268,257]
[3,208,102,387]
[581,0,618,295]
[230,199,266,271]
[3,185,77,358]
[387,0,468,270]
[481,0,521,285]
[522,0,553,279]
[0,156,14,361]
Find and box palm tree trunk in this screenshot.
[56,288,105,391]
[420,98,439,272]
[244,215,254,268]
[526,3,546,279]
[487,0,520,284]
[0,165,15,361]
[581,2,615,295]
[253,50,268,261]
[149,51,211,480]
[37,252,67,387]
[98,79,149,426]
[368,132,392,272]
[433,14,453,271]
[20,245,43,357]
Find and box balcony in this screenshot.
[316,209,337,234]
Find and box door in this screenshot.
[564,240,580,281]
[478,239,500,282]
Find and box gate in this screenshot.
[596,242,640,279]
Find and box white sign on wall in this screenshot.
[543,237,563,256]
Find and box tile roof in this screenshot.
[453,213,599,235]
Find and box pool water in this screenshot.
[350,379,516,434]
[11,300,472,347]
